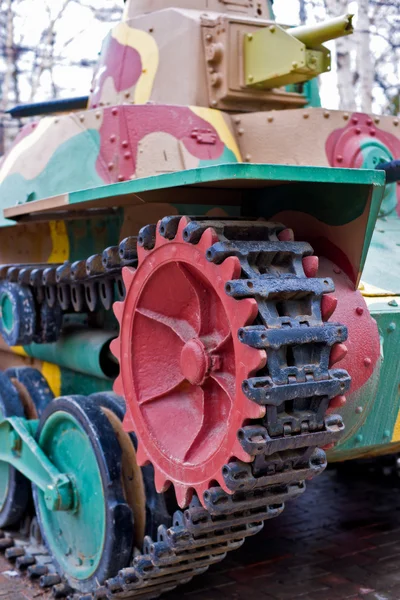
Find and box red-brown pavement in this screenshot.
[2,461,400,599]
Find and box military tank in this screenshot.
[0,0,398,597]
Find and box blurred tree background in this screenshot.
[0,0,398,153]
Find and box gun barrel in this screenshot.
[290,14,354,47]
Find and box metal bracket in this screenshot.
[0,417,74,512]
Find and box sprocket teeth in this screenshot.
[153,469,170,494]
[122,266,136,288]
[237,298,259,326]
[177,216,191,240]
[321,294,338,321]
[197,226,219,249]
[219,256,241,280]
[231,438,253,463]
[329,343,348,367]
[244,397,266,420]
[278,228,294,242]
[241,343,266,374]
[110,338,120,360]
[328,395,347,413]
[137,244,148,262]
[155,220,169,247]
[135,443,149,467]
[174,484,193,508]
[113,374,123,396]
[218,476,233,495]
[303,256,319,278]
[112,301,124,324]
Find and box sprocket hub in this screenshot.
[112,217,266,507]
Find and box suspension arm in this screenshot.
[0,417,74,512]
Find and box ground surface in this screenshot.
[3,462,400,600]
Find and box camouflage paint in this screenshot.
[0,106,239,214]
[326,112,400,213]
[90,23,159,108]
[328,305,400,461]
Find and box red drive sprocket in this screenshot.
[112,217,266,507]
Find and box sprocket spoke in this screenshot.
[132,312,185,403]
[183,378,231,465]
[141,384,204,462]
[137,261,201,341]
[178,263,231,346]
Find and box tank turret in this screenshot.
[89,2,353,112]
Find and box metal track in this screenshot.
[0,217,350,599]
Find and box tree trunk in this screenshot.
[324,0,355,111]
[357,0,373,113]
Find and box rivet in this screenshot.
[118,175,125,182]
[374,116,380,124]
[383,430,390,439]
[269,25,276,32]
[355,406,363,414]
[366,118,372,126]
[292,62,298,69]
[394,119,399,126]
[248,74,254,82]
[206,34,212,42]
[110,134,116,143]
[245,154,252,162]
[370,129,376,136]
[122,140,129,148]
[111,108,118,116]
[234,117,241,124]
[267,116,274,123]
[108,163,114,171]
[54,118,59,124]
[125,92,130,98]
[247,33,253,41]
[356,307,364,315]
[364,357,371,367]
[355,127,361,134]
[336,155,343,163]
[237,128,244,135]
[95,111,101,119]
[211,100,217,107]
[388,299,398,307]
[303,113,309,119]
[124,152,131,160]
[355,434,363,443]
[79,114,85,122]
[343,113,349,120]
[333,266,342,274]
[352,116,359,124]
[149,27,154,33]
[388,322,396,332]
[323,111,330,118]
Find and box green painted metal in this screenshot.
[60,369,114,397]
[290,14,354,47]
[328,306,400,461]
[36,411,106,580]
[63,164,386,206]
[362,215,400,294]
[0,463,9,511]
[0,293,14,333]
[0,416,73,511]
[21,330,118,380]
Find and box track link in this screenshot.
[0,217,349,598]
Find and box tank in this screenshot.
[0,1,398,597]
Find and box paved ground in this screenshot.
[3,460,400,599]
